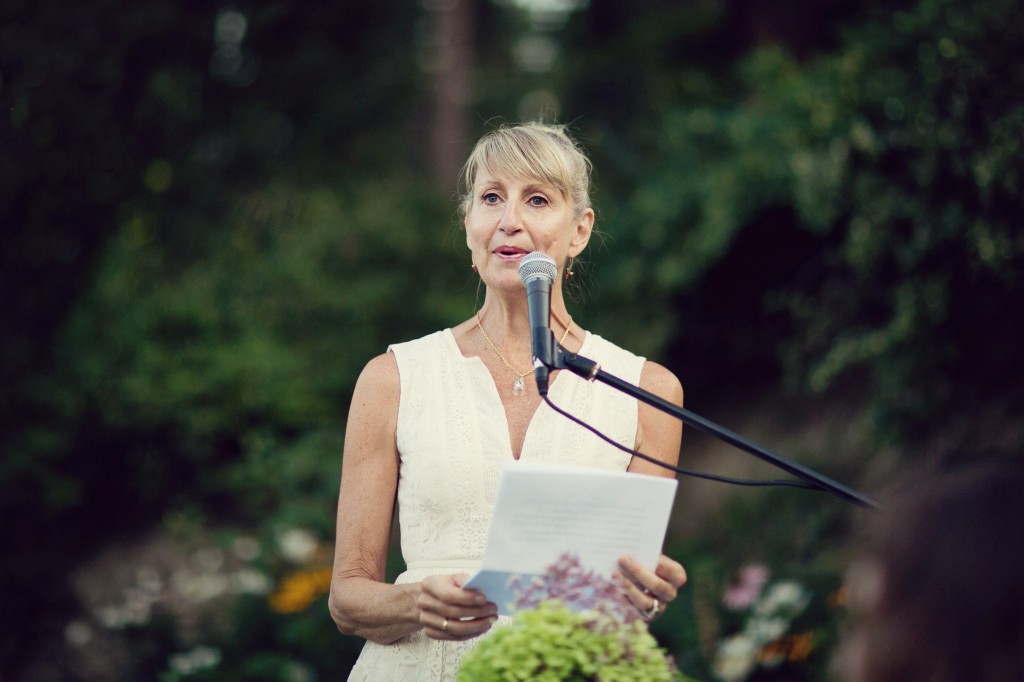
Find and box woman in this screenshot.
[329,123,688,680]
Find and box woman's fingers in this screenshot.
[420,573,482,604]
[655,554,688,591]
[614,566,655,607]
[616,554,687,619]
[617,555,675,601]
[418,573,497,640]
[421,611,496,641]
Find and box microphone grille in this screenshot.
[518,252,557,285]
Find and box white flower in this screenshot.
[712,634,759,682]
[193,547,225,573]
[281,660,316,682]
[94,600,152,629]
[136,566,163,594]
[277,528,318,563]
[746,615,789,643]
[755,581,810,618]
[64,620,93,647]
[231,568,271,595]
[232,535,261,562]
[94,605,130,629]
[122,587,157,624]
[173,569,228,602]
[714,574,816,681]
[168,645,222,675]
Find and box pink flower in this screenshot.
[722,564,770,611]
[511,552,639,623]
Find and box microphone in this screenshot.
[518,252,558,396]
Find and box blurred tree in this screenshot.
[0,0,430,675]
[591,0,1024,458]
[427,0,475,185]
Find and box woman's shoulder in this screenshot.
[389,321,483,363]
[639,359,684,406]
[388,328,451,354]
[583,332,646,374]
[354,352,400,397]
[583,331,633,356]
[382,327,465,381]
[585,333,682,404]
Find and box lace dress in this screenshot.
[346,329,645,681]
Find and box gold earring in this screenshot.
[564,256,575,280]
[472,262,478,272]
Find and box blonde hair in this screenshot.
[459,123,593,218]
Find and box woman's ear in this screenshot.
[569,207,595,257]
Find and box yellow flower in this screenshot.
[269,567,333,614]
[786,631,815,662]
[756,631,816,667]
[757,638,789,667]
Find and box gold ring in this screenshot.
[641,596,660,621]
[442,617,449,632]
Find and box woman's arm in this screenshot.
[620,360,687,619]
[628,359,684,478]
[328,352,422,644]
[328,352,498,644]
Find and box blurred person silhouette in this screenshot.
[836,461,1024,682]
[328,123,688,681]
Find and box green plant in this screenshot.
[458,600,680,682]
[458,553,694,681]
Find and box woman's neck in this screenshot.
[476,288,573,350]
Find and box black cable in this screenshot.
[543,395,822,491]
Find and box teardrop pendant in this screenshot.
[512,375,525,397]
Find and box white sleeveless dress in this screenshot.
[346,328,645,681]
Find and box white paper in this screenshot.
[463,461,678,614]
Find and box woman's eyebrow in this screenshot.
[474,178,505,192]
[522,181,563,199]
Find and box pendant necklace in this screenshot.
[476,313,573,397]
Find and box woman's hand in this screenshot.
[418,573,498,641]
[616,554,688,622]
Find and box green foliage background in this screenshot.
[2,0,1022,679]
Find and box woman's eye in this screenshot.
[482,192,500,204]
[528,196,548,207]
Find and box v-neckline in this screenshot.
[442,328,588,461]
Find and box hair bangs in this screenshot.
[460,124,590,217]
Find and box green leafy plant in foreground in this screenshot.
[458,554,695,681]
[458,600,681,682]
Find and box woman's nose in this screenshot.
[498,203,522,233]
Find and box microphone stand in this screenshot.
[550,345,881,510]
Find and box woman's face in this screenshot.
[465,168,593,292]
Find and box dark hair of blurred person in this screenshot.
[836,461,1024,681]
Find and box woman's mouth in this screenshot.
[494,246,529,260]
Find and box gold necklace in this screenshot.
[475,313,573,397]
